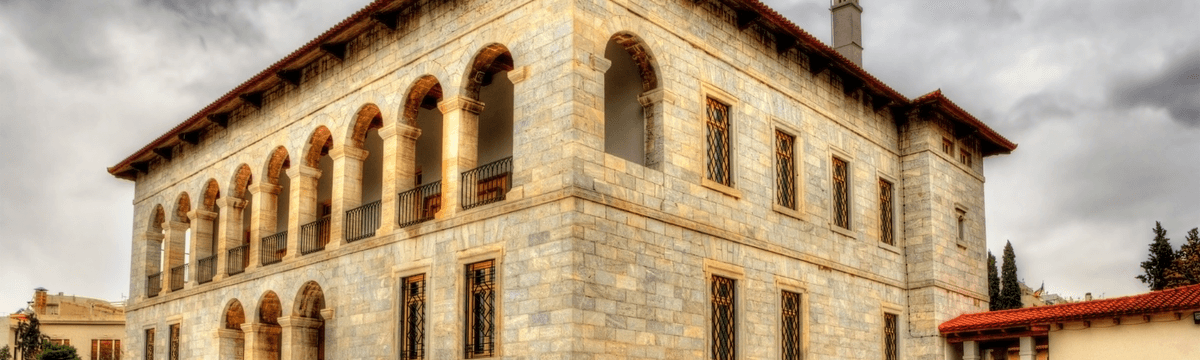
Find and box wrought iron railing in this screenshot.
[227,244,249,275]
[345,200,382,242]
[398,181,441,228]
[146,272,162,298]
[300,216,331,255]
[461,157,512,210]
[196,255,216,284]
[261,231,287,266]
[169,264,187,291]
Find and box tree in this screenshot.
[1136,222,1176,291]
[34,343,80,360]
[987,251,1001,311]
[998,241,1022,310]
[2,346,13,360]
[14,313,49,360]
[1165,227,1200,288]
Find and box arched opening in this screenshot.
[260,146,291,266]
[462,44,514,210]
[196,179,221,284]
[145,205,167,297]
[227,164,253,275]
[399,75,444,226]
[291,281,327,360]
[254,292,283,360]
[344,105,385,241]
[604,32,661,168]
[299,127,334,255]
[168,193,192,292]
[220,299,246,360]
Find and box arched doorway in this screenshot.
[219,299,246,359]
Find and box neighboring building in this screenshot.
[1018,282,1070,308]
[5,288,125,360]
[107,0,1015,359]
[940,283,1200,360]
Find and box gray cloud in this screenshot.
[1113,50,1200,127]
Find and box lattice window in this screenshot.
[832,157,850,229]
[91,339,121,360]
[775,130,796,209]
[145,328,155,360]
[879,179,894,246]
[705,98,732,186]
[781,291,803,360]
[942,138,953,154]
[711,276,735,360]
[169,323,180,360]
[466,260,495,358]
[402,274,426,360]
[883,313,898,360]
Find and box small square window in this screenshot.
[942,138,953,154]
[959,149,972,167]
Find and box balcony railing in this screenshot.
[300,216,331,255]
[345,200,382,242]
[461,156,512,210]
[261,231,287,266]
[146,272,162,298]
[398,181,441,228]
[196,255,216,284]
[227,244,249,275]
[169,264,187,291]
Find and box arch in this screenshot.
[174,192,192,223]
[292,281,326,319]
[257,291,282,325]
[347,104,384,149]
[201,179,221,211]
[608,31,660,92]
[401,75,444,127]
[149,204,167,233]
[462,43,514,100]
[303,126,334,168]
[229,164,254,200]
[223,299,247,330]
[264,146,291,185]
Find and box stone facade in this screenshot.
[111,0,1014,359]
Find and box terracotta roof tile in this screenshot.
[940,284,1200,334]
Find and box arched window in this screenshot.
[292,281,327,359]
[300,127,334,255]
[168,193,191,292]
[261,146,291,266]
[344,105,385,241]
[462,44,515,210]
[220,299,246,360]
[196,179,221,284]
[226,164,253,275]
[604,33,661,167]
[254,292,282,360]
[145,205,167,297]
[398,75,444,226]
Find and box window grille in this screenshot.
[775,130,796,209]
[781,291,802,360]
[402,274,426,360]
[832,157,850,229]
[705,98,731,186]
[91,339,120,360]
[145,329,155,360]
[711,275,735,360]
[879,179,894,246]
[147,272,162,297]
[465,260,496,358]
[942,138,953,154]
[883,313,898,360]
[169,323,180,360]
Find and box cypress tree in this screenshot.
[1136,222,1176,291]
[987,251,1001,311]
[999,241,1022,309]
[1165,228,1200,288]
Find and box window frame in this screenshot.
[882,312,899,360]
[143,327,155,360]
[700,83,741,198]
[776,277,809,360]
[704,259,744,360]
[400,273,427,360]
[829,149,855,237]
[877,175,899,250]
[955,206,969,248]
[91,339,121,360]
[772,122,805,220]
[168,322,181,360]
[464,260,497,359]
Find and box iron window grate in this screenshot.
[402,274,426,360]
[706,98,731,186]
[832,157,850,229]
[775,130,796,209]
[169,323,180,360]
[884,313,898,360]
[145,329,154,360]
[712,275,735,360]
[782,291,802,360]
[879,179,894,246]
[466,260,495,358]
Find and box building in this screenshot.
[107,0,1016,359]
[939,283,1200,360]
[5,288,125,360]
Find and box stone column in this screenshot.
[963,340,979,360]
[638,88,667,170]
[285,165,321,261]
[437,96,483,218]
[241,323,281,360]
[377,123,422,235]
[279,316,324,360]
[1019,336,1034,360]
[329,146,369,248]
[162,220,189,293]
[505,66,532,195]
[248,183,282,270]
[138,231,165,300]
[214,197,247,281]
[216,328,245,360]
[187,209,217,286]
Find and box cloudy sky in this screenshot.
[0,0,1196,312]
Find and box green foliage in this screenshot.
[1136,222,1176,291]
[998,241,1022,310]
[987,251,1001,311]
[1,346,13,360]
[1165,227,1200,288]
[35,343,80,360]
[14,313,49,360]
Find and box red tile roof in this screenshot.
[913,90,1017,156]
[940,284,1200,334]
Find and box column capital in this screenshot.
[138,231,165,242]
[277,316,323,329]
[164,221,191,232]
[329,147,368,161]
[285,165,321,180]
[248,183,282,195]
[189,209,218,221]
[215,328,244,339]
[215,197,248,210]
[507,65,531,84]
[585,54,611,73]
[437,95,485,115]
[379,123,422,140]
[638,88,667,106]
[319,308,335,321]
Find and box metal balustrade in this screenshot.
[300,216,331,255]
[261,231,287,266]
[146,272,162,297]
[461,156,512,210]
[196,255,216,284]
[345,200,381,242]
[398,181,441,228]
[169,264,187,291]
[227,244,249,275]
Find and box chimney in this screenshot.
[1085,292,1092,301]
[34,287,48,314]
[831,0,863,66]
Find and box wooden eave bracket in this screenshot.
[276,69,302,87]
[178,130,201,145]
[776,35,797,54]
[320,42,348,60]
[736,10,760,30]
[372,9,402,30]
[808,55,830,75]
[239,91,264,109]
[872,94,894,112]
[206,113,230,128]
[842,74,863,96]
[152,146,173,161]
[131,161,150,174]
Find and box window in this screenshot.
[711,275,735,360]
[781,291,803,360]
[402,274,427,360]
[775,130,796,209]
[145,328,155,360]
[942,138,953,154]
[878,179,894,246]
[959,149,972,167]
[169,323,180,360]
[465,260,495,358]
[705,98,732,186]
[49,339,69,346]
[883,313,898,360]
[956,210,967,243]
[832,157,850,229]
[91,339,121,360]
